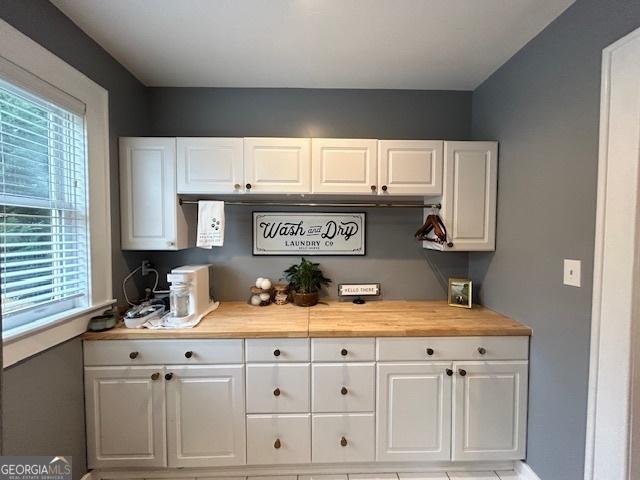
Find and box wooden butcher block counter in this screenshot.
[82,300,531,340]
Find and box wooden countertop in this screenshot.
[308,301,531,337]
[82,300,531,340]
[82,303,309,340]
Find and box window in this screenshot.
[0,78,89,332]
[1,21,111,366]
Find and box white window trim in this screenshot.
[0,18,113,366]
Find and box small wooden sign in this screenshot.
[253,212,365,256]
[339,283,381,297]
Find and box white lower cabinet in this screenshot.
[312,413,375,463]
[246,414,312,465]
[85,366,166,468]
[376,363,452,462]
[85,336,528,473]
[451,361,528,461]
[166,365,246,467]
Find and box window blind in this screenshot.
[0,77,89,331]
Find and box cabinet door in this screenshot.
[244,137,311,193]
[452,361,528,461]
[120,137,189,250]
[312,138,378,194]
[431,141,497,251]
[376,363,452,462]
[166,365,246,467]
[177,138,243,194]
[378,140,443,195]
[85,366,166,468]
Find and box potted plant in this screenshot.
[284,257,332,307]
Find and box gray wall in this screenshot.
[2,339,85,480]
[469,1,640,479]
[0,0,149,476]
[146,87,471,300]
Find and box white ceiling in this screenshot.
[51,0,574,90]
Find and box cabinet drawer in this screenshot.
[312,363,375,413]
[246,414,311,465]
[84,340,244,366]
[376,337,528,361]
[246,339,310,362]
[312,413,375,463]
[311,338,375,362]
[246,364,310,413]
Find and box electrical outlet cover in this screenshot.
[564,259,581,287]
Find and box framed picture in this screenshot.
[448,278,472,308]
[253,212,366,256]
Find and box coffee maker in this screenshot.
[164,264,214,326]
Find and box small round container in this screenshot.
[88,313,117,331]
[249,286,272,306]
[273,283,289,305]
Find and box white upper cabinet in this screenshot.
[427,141,498,251]
[378,140,443,195]
[244,137,311,193]
[166,365,246,467]
[312,139,378,194]
[120,137,191,250]
[451,361,528,461]
[177,137,243,194]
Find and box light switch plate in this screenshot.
[564,259,581,287]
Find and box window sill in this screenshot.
[3,299,115,368]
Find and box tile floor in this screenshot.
[246,471,521,480]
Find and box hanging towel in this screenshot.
[197,201,225,248]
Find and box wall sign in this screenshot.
[253,212,365,256]
[339,284,380,297]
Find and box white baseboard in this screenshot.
[515,461,542,480]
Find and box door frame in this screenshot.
[584,26,640,480]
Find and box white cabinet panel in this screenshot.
[245,338,310,363]
[246,363,310,413]
[120,137,190,250]
[244,137,311,193]
[376,337,529,362]
[312,363,375,413]
[312,139,378,194]
[311,338,375,362]
[246,414,311,465]
[312,413,375,463]
[378,140,443,195]
[431,141,498,251]
[177,138,243,194]
[84,339,244,366]
[166,365,245,467]
[452,361,528,461]
[85,366,166,468]
[376,363,451,462]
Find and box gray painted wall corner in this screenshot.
[470,0,640,478]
